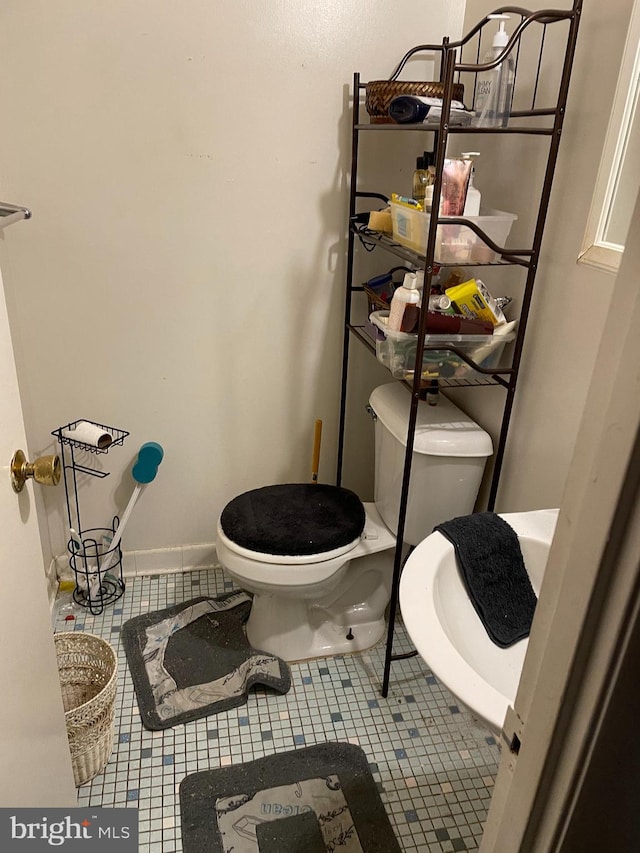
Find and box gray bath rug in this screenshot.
[179,742,401,853]
[121,591,291,730]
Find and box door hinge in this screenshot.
[501,705,525,758]
[509,732,522,755]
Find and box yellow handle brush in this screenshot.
[312,419,322,484]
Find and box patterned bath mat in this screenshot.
[122,591,291,730]
[179,742,401,852]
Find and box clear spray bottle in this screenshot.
[474,15,515,128]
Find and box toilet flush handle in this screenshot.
[365,404,377,422]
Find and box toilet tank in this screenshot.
[369,383,493,546]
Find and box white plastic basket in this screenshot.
[369,310,515,381]
[390,202,517,262]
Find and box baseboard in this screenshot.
[122,542,220,577]
[50,542,221,585]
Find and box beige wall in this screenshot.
[1,1,634,567]
[0,1,464,562]
[456,0,635,511]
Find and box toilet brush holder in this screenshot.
[68,519,125,616]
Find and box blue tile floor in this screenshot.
[53,568,500,852]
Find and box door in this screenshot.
[480,192,640,850]
[0,244,76,805]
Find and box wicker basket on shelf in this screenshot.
[364,284,391,315]
[55,632,117,787]
[365,80,465,124]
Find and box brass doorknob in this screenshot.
[11,449,61,493]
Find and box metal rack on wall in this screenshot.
[336,2,582,696]
[53,419,130,615]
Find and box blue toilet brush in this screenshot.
[100,441,164,578]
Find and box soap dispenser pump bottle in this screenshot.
[475,14,515,128]
[388,272,420,333]
[461,152,481,216]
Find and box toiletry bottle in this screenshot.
[428,293,454,313]
[424,184,434,213]
[412,155,428,207]
[424,151,436,186]
[423,181,444,216]
[421,151,437,214]
[461,152,482,216]
[475,15,515,128]
[388,272,420,333]
[441,268,465,291]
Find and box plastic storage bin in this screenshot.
[370,310,515,382]
[390,202,517,263]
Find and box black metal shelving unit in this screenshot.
[336,2,582,696]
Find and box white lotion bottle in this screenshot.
[475,15,515,128]
[388,272,420,332]
[462,152,482,216]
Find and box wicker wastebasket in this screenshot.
[55,632,117,787]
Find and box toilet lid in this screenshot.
[220,484,366,557]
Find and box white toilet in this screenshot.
[215,382,493,662]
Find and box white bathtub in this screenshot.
[399,509,559,734]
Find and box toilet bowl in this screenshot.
[215,383,493,662]
[217,495,397,661]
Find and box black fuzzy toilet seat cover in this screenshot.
[220,484,366,557]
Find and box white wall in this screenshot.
[455,0,635,511]
[0,0,465,563]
